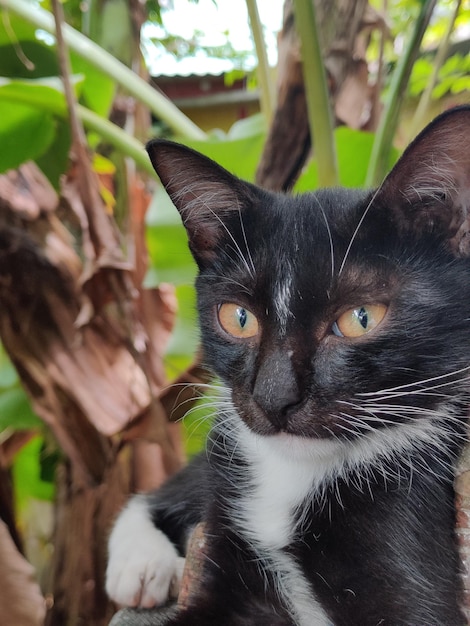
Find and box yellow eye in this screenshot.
[218,303,259,339]
[333,304,387,338]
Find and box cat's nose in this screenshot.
[253,351,301,430]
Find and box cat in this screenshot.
[106,106,470,626]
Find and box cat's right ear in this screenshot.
[146,139,256,266]
[374,106,470,257]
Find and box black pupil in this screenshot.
[357,307,368,329]
[237,308,247,328]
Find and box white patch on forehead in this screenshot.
[274,261,295,333]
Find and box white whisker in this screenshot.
[338,185,383,276]
[237,202,256,277]
[357,366,470,398]
[310,194,335,284]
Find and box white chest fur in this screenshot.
[221,409,449,626]
[231,425,335,626]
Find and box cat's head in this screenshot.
[147,107,470,452]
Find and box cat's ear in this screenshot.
[374,106,470,257]
[146,139,256,265]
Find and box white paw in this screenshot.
[106,496,185,608]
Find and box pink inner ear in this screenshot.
[173,181,244,263]
[374,107,470,256]
[186,219,225,263]
[146,139,250,262]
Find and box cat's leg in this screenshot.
[106,495,185,607]
[106,454,209,608]
[109,512,297,626]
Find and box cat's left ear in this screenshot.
[374,106,470,257]
[146,139,258,266]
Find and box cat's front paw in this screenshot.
[106,496,185,608]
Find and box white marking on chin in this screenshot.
[106,496,185,608]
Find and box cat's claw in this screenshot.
[106,496,185,607]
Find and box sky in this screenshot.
[143,0,285,76]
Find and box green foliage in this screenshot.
[69,52,115,116]
[0,345,42,434]
[36,118,72,188]
[147,29,253,69]
[0,98,54,172]
[369,1,470,102]
[295,127,400,192]
[0,7,115,182]
[0,388,43,432]
[13,436,56,511]
[409,53,470,98]
[0,345,18,389]
[0,346,51,508]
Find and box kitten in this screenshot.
[106,107,470,625]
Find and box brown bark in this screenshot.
[0,3,211,622]
[455,448,470,623]
[177,523,207,610]
[0,519,46,626]
[45,459,130,626]
[0,161,206,624]
[256,0,376,191]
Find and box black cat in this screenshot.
[106,107,470,625]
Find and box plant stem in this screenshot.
[370,0,388,130]
[365,0,437,187]
[292,0,338,187]
[0,82,156,176]
[78,106,156,177]
[409,0,462,139]
[51,0,87,151]
[245,0,275,123]
[0,0,207,140]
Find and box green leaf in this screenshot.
[408,56,432,96]
[296,128,400,192]
[146,223,195,285]
[0,40,59,78]
[0,346,18,388]
[0,9,114,115]
[13,435,55,510]
[0,12,40,45]
[183,397,214,459]
[180,131,266,183]
[0,76,70,110]
[70,51,115,117]
[0,387,42,431]
[165,285,199,358]
[227,112,267,140]
[35,116,71,187]
[0,78,74,181]
[0,99,55,172]
[450,76,470,94]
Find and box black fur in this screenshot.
[110,107,470,625]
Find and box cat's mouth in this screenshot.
[230,391,368,441]
[229,387,426,443]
